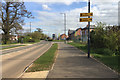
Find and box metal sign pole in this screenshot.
[88,0,90,58]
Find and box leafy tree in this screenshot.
[0,2,32,44]
[90,22,107,48]
[90,22,120,55]
[36,28,43,33]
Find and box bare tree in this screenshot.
[0,1,32,44]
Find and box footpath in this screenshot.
[47,43,119,79]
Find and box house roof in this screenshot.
[84,25,96,29]
[68,30,75,34]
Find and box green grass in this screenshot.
[1,45,25,50]
[68,42,87,52]
[2,42,19,46]
[52,40,64,42]
[27,43,58,72]
[92,54,119,73]
[68,42,120,73]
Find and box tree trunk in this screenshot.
[4,31,10,44]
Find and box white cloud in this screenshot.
[42,4,51,10]
[28,0,118,36]
[22,0,119,37]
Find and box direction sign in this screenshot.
[80,13,93,17]
[80,18,92,22]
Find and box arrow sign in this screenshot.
[80,13,93,17]
[80,18,92,22]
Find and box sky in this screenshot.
[7,0,120,37]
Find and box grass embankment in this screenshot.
[27,43,58,72]
[68,42,120,73]
[1,45,25,50]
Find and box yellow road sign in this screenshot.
[80,18,92,22]
[80,13,93,17]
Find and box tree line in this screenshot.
[18,28,47,43]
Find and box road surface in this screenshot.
[2,42,44,54]
[2,41,52,78]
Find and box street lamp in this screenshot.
[60,13,66,43]
[30,17,35,33]
[30,22,31,33]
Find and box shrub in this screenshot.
[94,48,113,56]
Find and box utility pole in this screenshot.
[61,13,66,43]
[30,22,31,33]
[88,0,90,58]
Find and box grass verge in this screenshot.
[68,42,120,73]
[52,40,64,42]
[1,45,25,50]
[27,43,58,72]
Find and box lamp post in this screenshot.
[30,22,31,33]
[60,13,66,43]
[29,17,35,33]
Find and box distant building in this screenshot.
[68,25,96,42]
[60,34,67,40]
[68,29,75,40]
[82,25,96,42]
[10,35,18,41]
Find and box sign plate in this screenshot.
[80,18,92,22]
[80,13,93,17]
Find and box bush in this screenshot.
[94,48,113,56]
[28,39,35,42]
[48,39,53,41]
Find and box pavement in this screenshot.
[2,41,52,78]
[21,71,49,78]
[46,43,119,79]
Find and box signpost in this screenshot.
[80,18,92,22]
[80,0,92,58]
[80,13,93,17]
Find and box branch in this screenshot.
[10,8,18,25]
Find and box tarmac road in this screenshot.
[2,41,52,78]
[1,41,45,54]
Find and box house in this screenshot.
[60,34,67,40]
[68,25,96,42]
[82,25,96,42]
[68,29,75,40]
[10,35,18,41]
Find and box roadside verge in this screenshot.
[21,43,58,78]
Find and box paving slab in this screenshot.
[22,71,49,78]
[47,43,119,79]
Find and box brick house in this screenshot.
[60,34,67,40]
[68,25,96,42]
[82,25,96,42]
